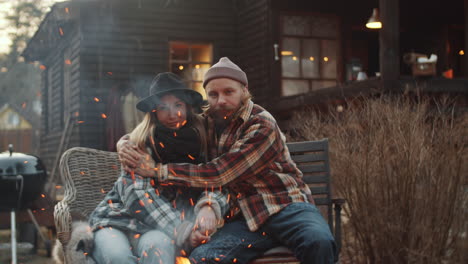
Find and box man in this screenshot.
[119,57,337,263]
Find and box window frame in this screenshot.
[279,12,341,97]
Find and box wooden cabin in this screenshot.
[22,0,467,180]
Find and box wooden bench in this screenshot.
[54,139,344,263]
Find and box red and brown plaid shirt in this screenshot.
[157,100,313,231]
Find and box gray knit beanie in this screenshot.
[203,57,248,87]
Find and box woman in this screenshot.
[89,72,228,264]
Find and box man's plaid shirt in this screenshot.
[157,100,314,231]
[89,172,229,239]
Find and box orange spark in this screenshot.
[155,189,160,196]
[178,111,181,117]
[214,257,220,261]
[148,199,153,203]
[22,102,27,108]
[24,161,28,164]
[224,116,227,120]
[182,120,187,126]
[188,154,195,160]
[41,208,45,211]
[77,120,85,124]
[134,234,141,239]
[233,258,238,263]
[100,188,105,193]
[65,59,72,65]
[169,169,178,176]
[93,97,100,102]
[83,252,88,256]
[189,198,194,206]
[247,244,252,248]
[107,72,113,75]
[159,142,165,148]
[55,185,62,189]
[180,210,185,221]
[139,200,145,207]
[176,122,180,128]
[144,193,150,198]
[262,232,266,236]
[101,113,107,119]
[173,132,177,137]
[59,27,64,36]
[65,7,69,13]
[39,65,46,70]
[41,194,45,198]
[74,111,79,117]
[135,210,141,214]
[80,171,85,175]
[142,251,148,257]
[180,249,187,257]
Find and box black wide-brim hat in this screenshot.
[136,72,203,112]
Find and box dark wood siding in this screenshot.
[76,0,239,150]
[237,0,273,105]
[40,25,81,175]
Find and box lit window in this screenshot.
[169,42,213,99]
[280,15,339,96]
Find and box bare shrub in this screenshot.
[290,96,467,263]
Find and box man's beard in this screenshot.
[212,106,237,124]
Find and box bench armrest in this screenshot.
[332,198,346,253]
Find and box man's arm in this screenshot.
[153,116,283,188]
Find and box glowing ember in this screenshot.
[65,59,72,65]
[134,234,141,239]
[59,27,64,36]
[178,111,181,117]
[21,102,27,108]
[65,7,69,13]
[107,72,113,75]
[55,185,62,189]
[39,65,46,70]
[188,154,195,160]
[77,120,85,123]
[100,188,105,193]
[159,142,165,148]
[24,161,28,164]
[175,257,190,264]
[93,97,100,102]
[182,120,187,126]
[174,132,177,137]
[101,113,107,119]
[41,194,45,198]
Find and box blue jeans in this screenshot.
[190,202,337,264]
[92,227,175,264]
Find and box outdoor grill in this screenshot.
[0,145,48,264]
[0,145,47,211]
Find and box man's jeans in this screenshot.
[92,227,175,264]
[190,202,337,264]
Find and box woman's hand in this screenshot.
[195,205,217,237]
[133,155,157,178]
[189,229,211,248]
[117,134,145,172]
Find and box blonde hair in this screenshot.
[129,106,208,161]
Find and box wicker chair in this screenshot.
[54,147,121,263]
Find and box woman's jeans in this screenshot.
[190,202,337,264]
[92,227,175,264]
